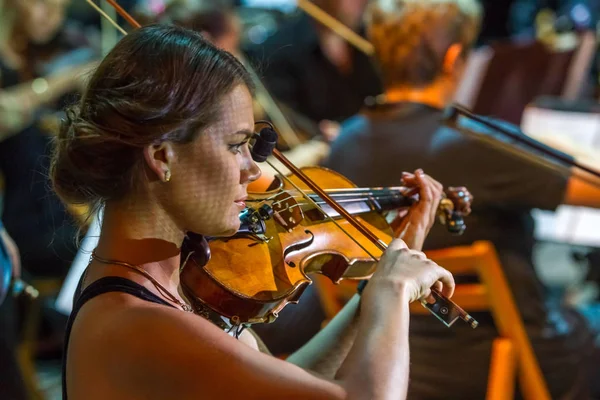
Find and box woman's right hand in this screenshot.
[363,238,455,305]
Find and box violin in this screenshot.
[93,1,479,331]
[179,124,476,330]
[180,166,472,324]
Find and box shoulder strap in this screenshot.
[62,277,175,400]
[73,276,174,309]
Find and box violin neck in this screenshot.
[307,187,414,217]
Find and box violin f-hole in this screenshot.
[284,229,314,261]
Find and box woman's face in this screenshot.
[17,0,69,44]
[160,84,262,237]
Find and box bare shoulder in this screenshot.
[69,293,345,400]
[70,292,240,360]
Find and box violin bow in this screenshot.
[90,0,476,328]
[295,0,374,55]
[444,104,600,187]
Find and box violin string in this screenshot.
[295,191,412,208]
[295,197,405,208]
[295,194,407,205]
[268,194,392,210]
[297,190,413,203]
[265,189,405,207]
[267,191,405,213]
[299,188,405,197]
[257,186,407,196]
[262,161,382,261]
[270,203,303,221]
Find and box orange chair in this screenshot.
[312,240,550,400]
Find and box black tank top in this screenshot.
[61,276,175,400]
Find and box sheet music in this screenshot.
[522,106,600,246]
[453,46,493,108]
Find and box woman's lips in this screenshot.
[234,197,247,209]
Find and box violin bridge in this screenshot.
[271,192,304,231]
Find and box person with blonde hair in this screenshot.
[324,0,600,398]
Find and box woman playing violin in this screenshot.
[54,24,456,399]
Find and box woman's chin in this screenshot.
[212,220,241,238]
[189,211,240,238]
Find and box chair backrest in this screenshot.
[422,241,551,400]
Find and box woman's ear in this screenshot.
[143,142,176,183]
[442,43,464,76]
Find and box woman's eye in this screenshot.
[228,141,248,154]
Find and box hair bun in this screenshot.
[50,105,138,210]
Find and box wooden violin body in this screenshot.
[181,167,472,325]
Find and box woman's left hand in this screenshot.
[390,169,444,250]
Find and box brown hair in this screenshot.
[366,0,482,88]
[50,24,254,219]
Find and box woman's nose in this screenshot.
[242,157,262,185]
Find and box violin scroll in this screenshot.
[438,186,473,235]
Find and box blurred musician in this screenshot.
[0,221,26,400]
[324,0,600,398]
[0,0,97,279]
[245,0,382,124]
[0,0,98,364]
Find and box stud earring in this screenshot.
[164,170,171,182]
